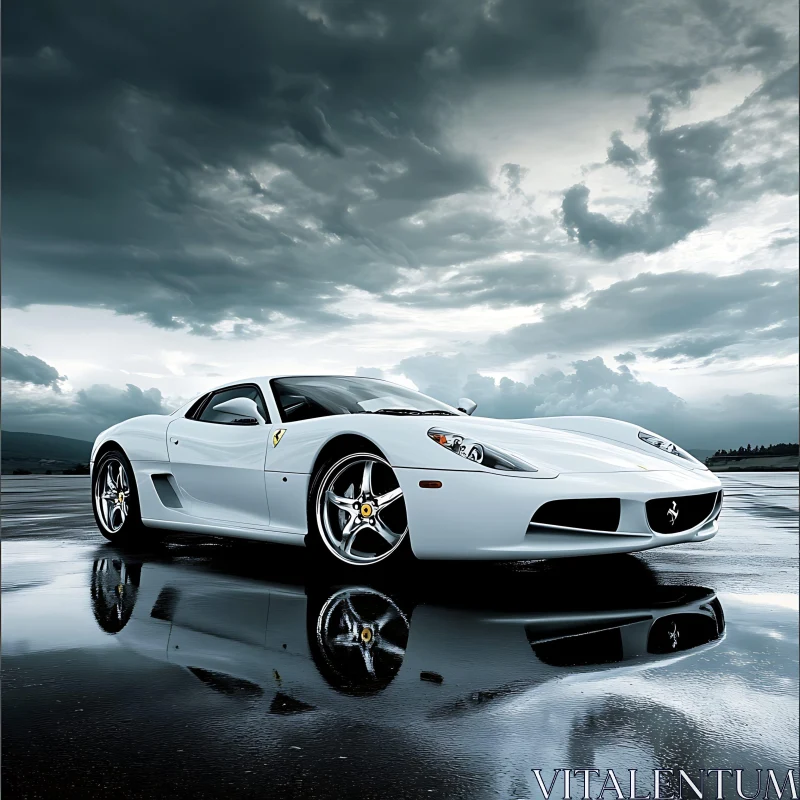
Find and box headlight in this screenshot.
[428,428,537,472]
[638,431,692,461]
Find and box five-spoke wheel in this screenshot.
[313,586,410,693]
[91,449,148,543]
[314,452,409,566]
[90,555,141,634]
[94,458,131,534]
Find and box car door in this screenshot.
[166,384,272,528]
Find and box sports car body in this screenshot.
[90,375,722,566]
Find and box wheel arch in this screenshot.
[309,433,388,487]
[305,434,416,562]
[92,440,125,474]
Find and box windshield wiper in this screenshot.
[368,408,457,416]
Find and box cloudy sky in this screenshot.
[2,0,798,448]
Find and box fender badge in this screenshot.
[637,464,648,470]
[272,429,286,447]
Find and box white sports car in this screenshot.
[90,375,723,567]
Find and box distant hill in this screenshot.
[1,430,93,474]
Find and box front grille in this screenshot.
[647,612,720,654]
[646,491,719,533]
[530,498,620,532]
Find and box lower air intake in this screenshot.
[530,498,621,532]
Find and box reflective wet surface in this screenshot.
[2,474,798,799]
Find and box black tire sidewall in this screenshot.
[92,449,144,543]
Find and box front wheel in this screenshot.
[92,450,149,544]
[308,451,412,568]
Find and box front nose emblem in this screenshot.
[667,500,679,525]
[667,621,680,649]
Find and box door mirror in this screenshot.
[211,397,265,425]
[457,397,478,416]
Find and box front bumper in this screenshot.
[396,467,722,560]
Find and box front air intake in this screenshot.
[530,498,621,532]
[646,492,719,534]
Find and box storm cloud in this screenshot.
[487,268,799,361]
[3,0,796,329]
[395,353,798,449]
[1,382,170,441]
[1,347,66,390]
[2,0,605,331]
[2,0,797,448]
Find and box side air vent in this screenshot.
[151,474,183,509]
[530,498,621,532]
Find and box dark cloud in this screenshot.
[1,382,170,440]
[2,0,606,332]
[614,351,637,363]
[769,232,799,249]
[606,131,642,168]
[754,61,799,99]
[563,49,799,257]
[645,334,741,361]
[500,163,529,194]
[485,267,798,360]
[395,353,798,448]
[1,347,66,390]
[399,353,683,420]
[76,383,168,423]
[383,258,586,309]
[563,96,747,256]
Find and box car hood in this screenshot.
[431,416,690,474]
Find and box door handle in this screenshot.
[170,437,179,445]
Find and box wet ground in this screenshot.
[2,473,798,799]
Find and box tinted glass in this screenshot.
[271,376,459,423]
[197,386,269,425]
[185,393,210,419]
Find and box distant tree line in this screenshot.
[712,443,799,457]
[11,463,90,476]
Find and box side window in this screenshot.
[197,386,270,425]
[185,393,210,419]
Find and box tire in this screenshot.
[92,449,153,544]
[307,450,414,570]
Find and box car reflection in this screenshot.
[90,548,726,712]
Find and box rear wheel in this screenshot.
[308,451,412,568]
[92,450,152,544]
[90,555,141,633]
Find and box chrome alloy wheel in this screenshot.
[94,458,131,534]
[315,587,410,688]
[316,452,408,566]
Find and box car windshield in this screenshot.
[271,376,461,423]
